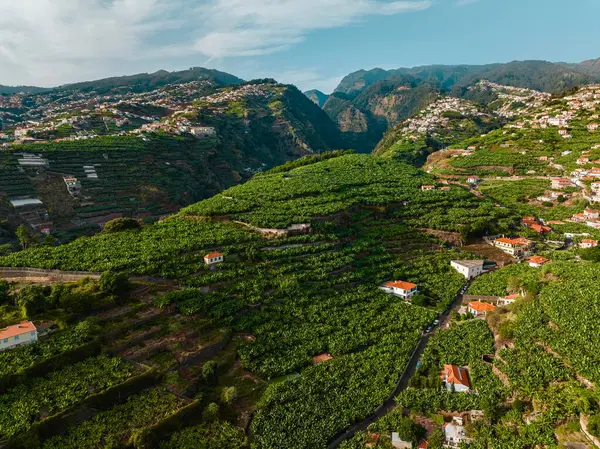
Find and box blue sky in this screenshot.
[1,0,599,92]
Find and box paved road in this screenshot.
[327,281,470,449]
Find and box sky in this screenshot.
[1,0,599,93]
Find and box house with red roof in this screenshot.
[381,281,419,301]
[468,301,496,317]
[441,364,471,392]
[421,185,435,191]
[204,251,224,265]
[580,239,599,249]
[0,321,38,351]
[528,255,550,268]
[493,237,534,257]
[551,178,573,190]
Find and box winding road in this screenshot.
[326,279,471,448]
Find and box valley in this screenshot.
[2,62,600,449]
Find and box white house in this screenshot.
[466,176,480,184]
[528,255,550,268]
[0,321,38,351]
[580,239,599,249]
[450,260,484,279]
[421,185,435,191]
[468,301,497,317]
[381,281,419,301]
[392,433,412,449]
[204,251,224,265]
[493,237,534,257]
[497,294,521,306]
[551,178,573,190]
[442,364,471,392]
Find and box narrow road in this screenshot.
[327,280,470,448]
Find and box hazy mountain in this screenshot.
[304,89,330,107]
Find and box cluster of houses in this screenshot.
[399,96,489,141]
[568,207,600,229]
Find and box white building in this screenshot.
[450,260,484,279]
[580,239,599,249]
[381,280,419,301]
[0,321,38,351]
[442,364,471,392]
[204,251,224,265]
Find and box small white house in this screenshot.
[0,321,38,351]
[580,239,599,249]
[381,281,419,301]
[450,260,484,279]
[497,294,521,306]
[442,365,471,392]
[204,251,224,265]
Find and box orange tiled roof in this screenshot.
[582,239,598,244]
[0,321,36,340]
[468,301,497,313]
[529,255,550,265]
[385,280,417,291]
[204,251,223,259]
[443,364,471,388]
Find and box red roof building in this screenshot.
[441,364,471,392]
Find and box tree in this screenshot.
[220,386,238,404]
[202,361,218,384]
[0,279,11,305]
[0,243,12,256]
[202,403,220,422]
[102,218,141,233]
[15,225,34,249]
[16,285,49,318]
[99,271,129,296]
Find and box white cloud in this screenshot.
[0,0,432,86]
[195,0,432,59]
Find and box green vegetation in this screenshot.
[159,421,246,449]
[0,355,136,439]
[42,388,186,449]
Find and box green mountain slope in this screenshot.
[0,81,347,240]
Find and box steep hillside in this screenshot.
[560,57,600,77]
[0,152,518,448]
[323,80,439,152]
[374,96,503,166]
[322,60,598,151]
[0,80,347,241]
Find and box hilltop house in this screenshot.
[493,237,534,258]
[381,281,419,301]
[450,260,485,279]
[0,321,38,351]
[468,301,497,317]
[529,255,550,268]
[204,251,224,265]
[441,365,471,392]
[580,239,599,249]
